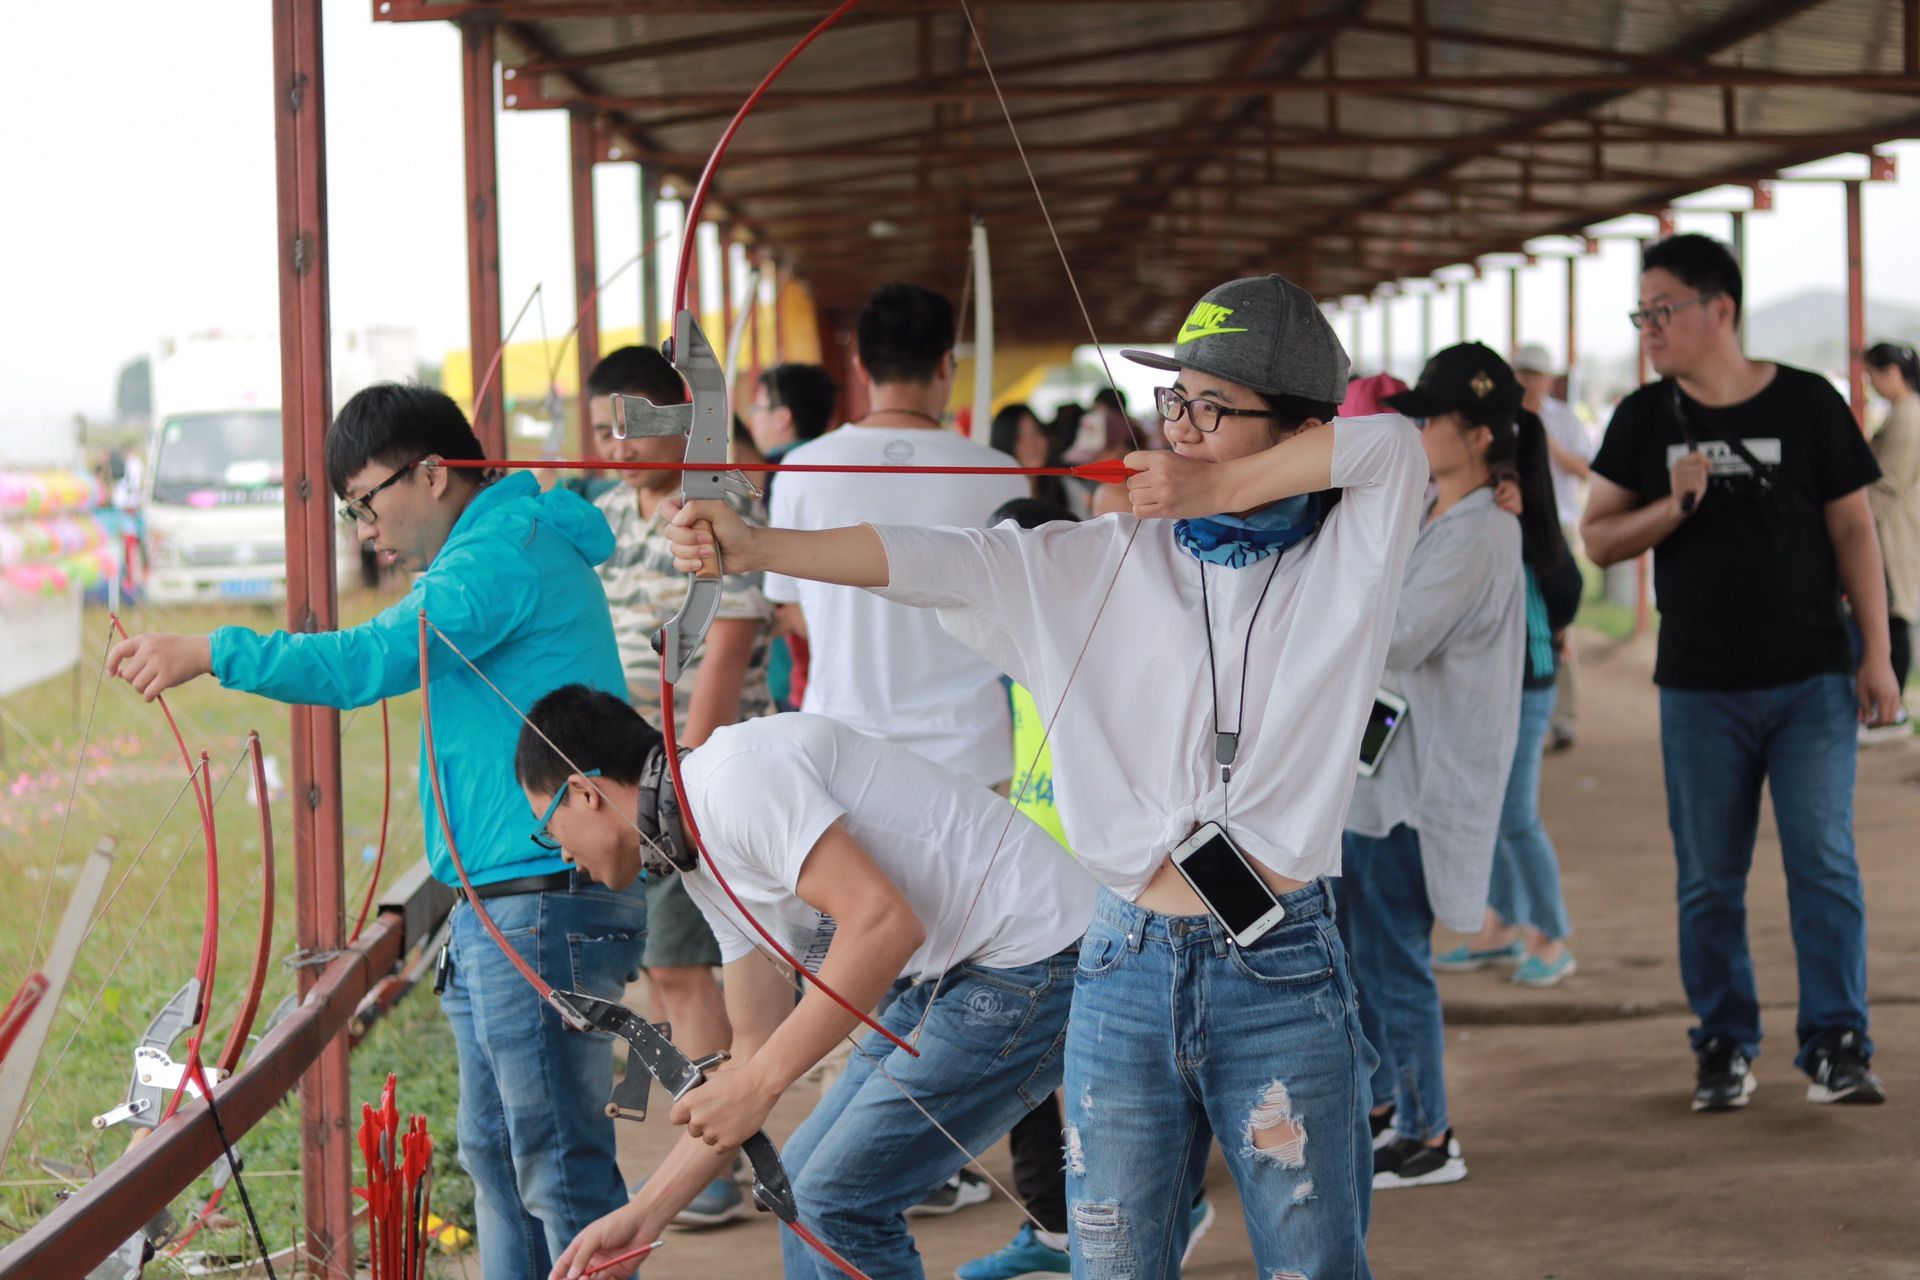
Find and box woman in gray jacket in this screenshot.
[1340,343,1530,1191]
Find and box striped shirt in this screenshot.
[594,484,775,723]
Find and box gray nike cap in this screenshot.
[1121,275,1350,406]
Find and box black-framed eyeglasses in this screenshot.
[1628,292,1720,332]
[531,768,601,852]
[1154,386,1273,434]
[337,454,431,528]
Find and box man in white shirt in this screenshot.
[1514,344,1593,751]
[517,686,1094,1280]
[763,282,1027,786]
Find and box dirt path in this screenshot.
[594,630,1920,1279]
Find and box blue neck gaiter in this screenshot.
[1174,492,1326,568]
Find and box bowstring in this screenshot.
[420,618,679,871]
[905,0,1150,1048]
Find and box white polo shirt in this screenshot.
[763,424,1028,785]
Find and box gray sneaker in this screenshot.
[673,1175,752,1228]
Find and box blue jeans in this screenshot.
[1337,826,1449,1143]
[441,880,646,1280]
[1064,884,1373,1280]
[779,948,1077,1279]
[1659,673,1872,1068]
[1488,684,1573,940]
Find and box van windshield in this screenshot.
[151,411,285,506]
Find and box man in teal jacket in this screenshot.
[110,384,641,1280]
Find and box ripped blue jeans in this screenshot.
[1064,883,1374,1280]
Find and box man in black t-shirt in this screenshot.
[1584,234,1897,1115]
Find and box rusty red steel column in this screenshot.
[1844,179,1866,430]
[270,1,354,1274]
[568,105,601,457]
[461,17,506,455]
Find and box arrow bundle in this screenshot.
[354,1073,433,1280]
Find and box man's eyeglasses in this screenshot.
[531,768,601,853]
[337,454,431,528]
[1628,292,1720,332]
[1154,386,1272,434]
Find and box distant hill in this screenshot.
[1744,289,1920,374]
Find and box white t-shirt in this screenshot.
[678,713,1096,978]
[1540,396,1593,527]
[873,414,1429,899]
[764,425,1028,784]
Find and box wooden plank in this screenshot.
[0,839,115,1171]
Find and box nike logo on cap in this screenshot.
[1177,302,1248,344]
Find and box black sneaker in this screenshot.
[1692,1036,1757,1112]
[1805,1031,1886,1105]
[1372,1129,1466,1190]
[1368,1105,1397,1150]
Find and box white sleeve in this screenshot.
[869,518,1125,689]
[761,472,805,604]
[1329,414,1431,531]
[696,749,849,899]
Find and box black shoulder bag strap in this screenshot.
[1664,379,1775,508]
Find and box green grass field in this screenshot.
[0,592,472,1268]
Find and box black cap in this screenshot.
[1384,343,1524,424]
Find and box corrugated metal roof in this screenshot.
[392,0,1920,342]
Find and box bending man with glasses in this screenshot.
[1583,233,1896,1115]
[107,383,641,1280]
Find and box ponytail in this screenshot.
[1866,341,1920,391]
[1502,408,1569,574]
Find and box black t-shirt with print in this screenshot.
[1590,364,1880,691]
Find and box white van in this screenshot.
[145,328,416,604]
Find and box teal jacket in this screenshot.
[210,472,626,887]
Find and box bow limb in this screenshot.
[894,0,1155,1048]
[107,616,223,1125]
[212,731,276,1077]
[348,700,394,946]
[668,0,860,323]
[652,304,918,1060]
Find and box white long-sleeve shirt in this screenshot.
[872,415,1428,898]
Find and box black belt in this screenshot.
[470,870,579,900]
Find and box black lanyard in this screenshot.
[1200,552,1287,827]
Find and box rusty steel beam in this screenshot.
[633,125,1911,169]
[569,106,600,455]
[515,9,901,76]
[268,3,356,1275]
[379,0,1165,15]
[461,18,506,452]
[0,915,407,1279]
[575,69,1920,111]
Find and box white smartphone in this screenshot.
[1357,688,1408,778]
[1169,822,1287,947]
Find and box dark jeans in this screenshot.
[1658,673,1872,1069]
[1008,1093,1070,1235]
